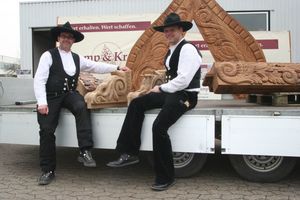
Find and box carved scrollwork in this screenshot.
[193,0,266,62]
[203,62,300,94]
[127,70,166,103]
[84,71,131,108]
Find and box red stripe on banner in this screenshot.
[190,39,279,50]
[256,39,279,49]
[68,22,151,32]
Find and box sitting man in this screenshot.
[107,13,202,191]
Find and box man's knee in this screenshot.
[152,120,168,140]
[128,96,144,110]
[39,127,56,138]
[73,100,88,114]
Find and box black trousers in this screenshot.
[37,91,93,172]
[116,91,198,184]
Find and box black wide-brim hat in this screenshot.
[153,13,193,32]
[51,21,84,43]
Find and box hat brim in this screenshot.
[51,26,84,43]
[153,21,193,32]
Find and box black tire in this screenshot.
[147,152,208,178]
[229,155,297,182]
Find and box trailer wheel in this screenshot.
[229,155,297,182]
[148,152,207,178]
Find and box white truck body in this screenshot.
[0,107,215,154]
[1,100,300,157]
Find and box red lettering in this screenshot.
[93,55,101,62]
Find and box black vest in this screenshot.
[164,40,201,90]
[46,48,80,93]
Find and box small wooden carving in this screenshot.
[77,72,102,97]
[84,71,131,109]
[203,62,300,94]
[127,70,166,103]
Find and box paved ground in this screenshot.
[1,144,300,200]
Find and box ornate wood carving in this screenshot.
[126,0,265,91]
[80,0,286,108]
[203,62,300,94]
[127,70,166,103]
[84,71,131,109]
[193,0,265,62]
[77,72,102,97]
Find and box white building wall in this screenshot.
[20,0,300,73]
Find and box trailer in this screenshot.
[1,81,299,182]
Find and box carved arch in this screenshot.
[126,0,266,90]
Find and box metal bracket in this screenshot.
[215,109,223,121]
[0,80,4,98]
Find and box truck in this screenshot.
[2,0,300,184]
[1,77,299,182]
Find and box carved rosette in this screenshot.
[84,71,131,108]
[203,62,300,94]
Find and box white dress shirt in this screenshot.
[160,38,202,93]
[34,48,118,106]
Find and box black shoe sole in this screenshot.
[106,159,139,168]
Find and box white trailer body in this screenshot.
[1,100,300,181]
[0,107,215,154]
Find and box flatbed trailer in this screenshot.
[1,100,300,182]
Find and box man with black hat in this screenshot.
[34,21,128,185]
[107,13,202,191]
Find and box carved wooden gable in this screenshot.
[126,0,266,90]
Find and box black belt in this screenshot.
[46,91,69,98]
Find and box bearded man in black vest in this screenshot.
[107,13,202,191]
[34,22,128,185]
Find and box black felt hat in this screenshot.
[153,13,193,32]
[51,21,84,43]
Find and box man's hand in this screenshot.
[118,66,130,71]
[149,85,161,93]
[37,105,49,115]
